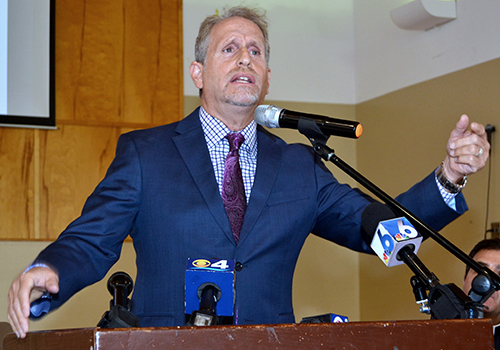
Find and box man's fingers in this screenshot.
[449,132,489,156]
[7,267,59,339]
[17,275,40,314]
[450,114,470,138]
[7,283,21,337]
[470,121,487,137]
[44,274,60,295]
[453,143,484,158]
[7,312,25,339]
[7,279,30,338]
[447,135,489,177]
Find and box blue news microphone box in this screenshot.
[185,258,235,316]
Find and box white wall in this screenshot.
[184,0,500,104]
[354,0,500,102]
[183,0,357,104]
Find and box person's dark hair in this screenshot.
[194,6,270,66]
[465,238,500,276]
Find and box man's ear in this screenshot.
[265,67,271,95]
[190,61,203,89]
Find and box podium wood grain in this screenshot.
[4,319,494,350]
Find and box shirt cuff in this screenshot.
[435,168,458,211]
[24,262,51,274]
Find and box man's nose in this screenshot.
[238,50,251,67]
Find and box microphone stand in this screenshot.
[398,246,483,319]
[297,118,499,317]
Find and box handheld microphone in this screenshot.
[361,202,422,267]
[185,258,235,325]
[254,105,363,139]
[30,291,52,319]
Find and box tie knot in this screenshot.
[226,132,245,151]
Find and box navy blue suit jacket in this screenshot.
[36,108,467,326]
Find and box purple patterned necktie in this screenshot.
[222,132,247,243]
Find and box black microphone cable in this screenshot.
[484,124,496,239]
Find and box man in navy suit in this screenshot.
[8,6,490,338]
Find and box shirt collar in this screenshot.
[199,106,257,155]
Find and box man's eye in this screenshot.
[223,48,233,53]
[250,50,260,55]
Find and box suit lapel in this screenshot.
[237,127,283,245]
[173,109,235,244]
[173,113,284,247]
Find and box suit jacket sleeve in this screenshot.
[311,156,467,253]
[35,133,142,310]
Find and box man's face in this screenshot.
[463,249,500,321]
[190,16,270,114]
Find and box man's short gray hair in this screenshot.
[194,6,270,66]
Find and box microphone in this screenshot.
[187,283,222,326]
[300,313,349,323]
[97,271,140,328]
[362,203,487,319]
[30,291,52,319]
[361,202,423,267]
[107,271,134,308]
[254,105,363,139]
[185,258,235,326]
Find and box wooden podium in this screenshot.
[3,319,494,350]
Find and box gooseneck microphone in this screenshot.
[254,105,363,139]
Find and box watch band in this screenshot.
[436,162,467,193]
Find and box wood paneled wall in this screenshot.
[0,0,183,240]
